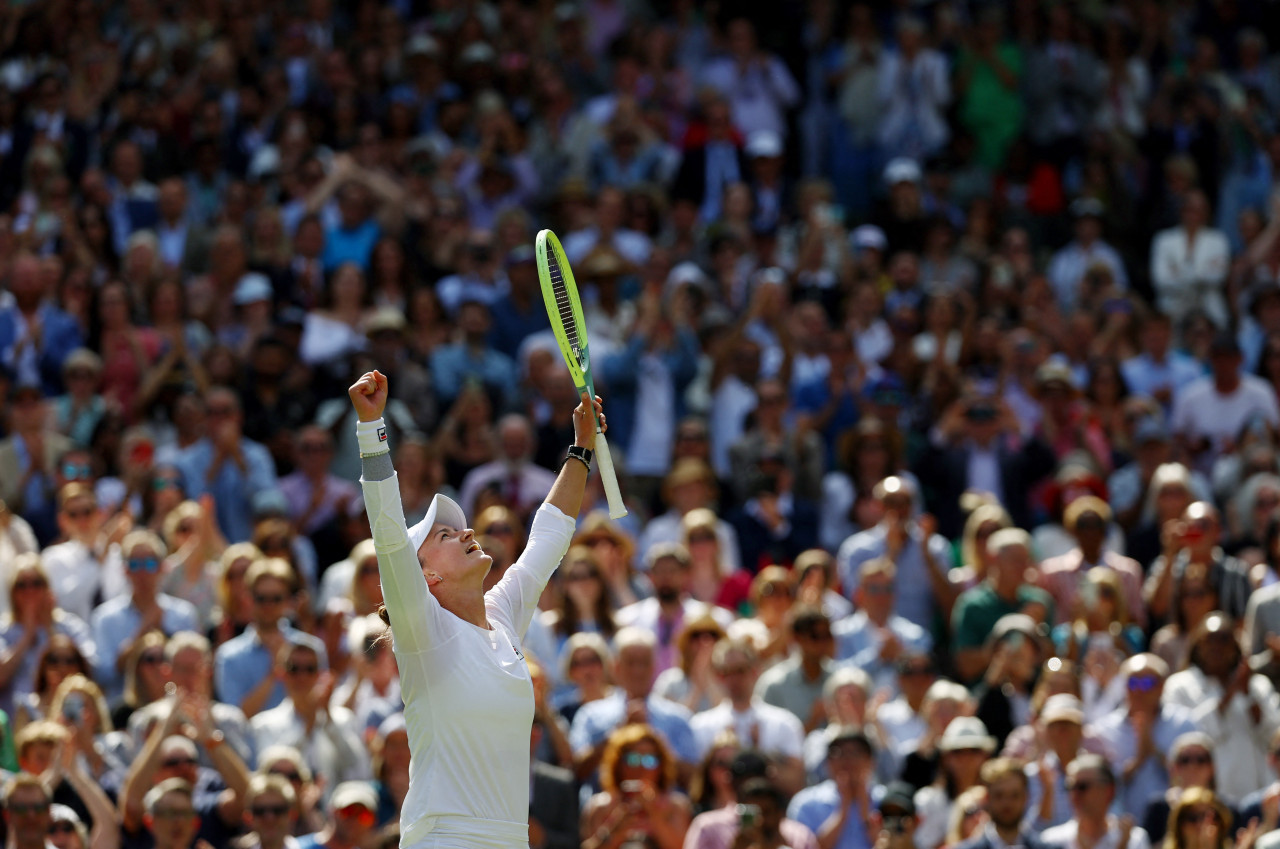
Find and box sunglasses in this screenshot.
[254,593,288,605]
[1184,810,1217,825]
[14,579,47,591]
[8,803,49,816]
[1127,675,1160,692]
[1176,753,1212,767]
[128,557,161,573]
[62,463,92,479]
[48,823,77,835]
[152,809,196,820]
[251,804,290,818]
[286,663,319,676]
[139,652,165,666]
[152,478,181,491]
[63,508,94,520]
[161,757,197,768]
[1067,780,1101,794]
[689,630,721,641]
[623,753,660,769]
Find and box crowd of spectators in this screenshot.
[5,3,1280,849]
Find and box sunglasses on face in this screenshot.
[48,822,77,835]
[45,654,79,667]
[63,507,94,520]
[1067,780,1102,794]
[1176,753,1212,767]
[251,804,290,818]
[139,652,165,666]
[1184,810,1217,825]
[14,579,47,591]
[152,809,196,821]
[8,803,49,816]
[623,753,660,769]
[153,477,182,491]
[254,593,288,605]
[689,630,720,641]
[161,756,197,769]
[1127,675,1161,692]
[128,557,161,573]
[62,463,92,479]
[286,662,319,676]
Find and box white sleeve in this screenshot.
[485,503,577,641]
[360,473,446,653]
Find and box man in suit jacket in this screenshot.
[0,254,84,397]
[529,721,579,849]
[957,758,1051,849]
[914,394,1057,538]
[671,97,748,223]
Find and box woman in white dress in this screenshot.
[348,369,605,849]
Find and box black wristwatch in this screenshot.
[564,445,593,470]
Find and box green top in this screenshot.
[957,43,1025,168]
[951,582,1054,651]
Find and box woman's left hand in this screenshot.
[573,394,606,450]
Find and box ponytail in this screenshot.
[377,603,391,626]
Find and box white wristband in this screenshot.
[356,418,391,456]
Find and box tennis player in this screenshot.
[348,369,605,849]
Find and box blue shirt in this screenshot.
[1092,704,1198,817]
[1120,352,1204,404]
[832,611,933,693]
[91,594,198,700]
[322,219,381,272]
[836,524,954,631]
[787,780,883,849]
[213,623,327,713]
[428,343,519,409]
[0,614,97,716]
[176,438,279,543]
[568,690,698,765]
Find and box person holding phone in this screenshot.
[349,369,605,849]
[580,724,690,849]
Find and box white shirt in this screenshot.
[41,541,108,624]
[1150,226,1232,326]
[1172,375,1280,464]
[690,698,804,760]
[1046,240,1129,311]
[362,471,576,848]
[1040,819,1150,849]
[710,377,757,478]
[700,56,800,139]
[251,698,371,788]
[638,511,741,576]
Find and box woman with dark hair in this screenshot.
[15,634,91,730]
[1085,357,1132,460]
[820,416,921,550]
[581,724,691,849]
[111,630,167,729]
[540,545,618,659]
[686,730,740,816]
[1164,613,1280,803]
[1150,563,1221,676]
[368,237,413,312]
[88,279,164,421]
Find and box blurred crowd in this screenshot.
[4,3,1280,849]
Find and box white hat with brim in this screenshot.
[408,493,469,553]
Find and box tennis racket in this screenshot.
[535,228,628,519]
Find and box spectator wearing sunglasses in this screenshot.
[1141,733,1233,845]
[24,721,119,849]
[832,558,932,697]
[581,724,690,849]
[46,804,92,849]
[1092,654,1197,818]
[256,746,326,837]
[296,782,379,849]
[239,774,300,849]
[2,773,55,849]
[121,693,251,849]
[250,642,369,786]
[90,530,198,702]
[0,554,96,719]
[141,778,202,849]
[1040,756,1152,849]
[214,558,325,718]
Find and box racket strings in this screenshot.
[547,253,580,348]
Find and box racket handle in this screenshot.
[593,431,628,519]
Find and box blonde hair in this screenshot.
[14,720,69,756]
[49,675,113,733]
[216,543,262,610]
[162,501,203,550]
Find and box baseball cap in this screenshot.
[232,273,273,306]
[879,782,917,816]
[329,781,377,812]
[884,158,922,186]
[745,130,783,159]
[1040,694,1085,725]
[850,225,888,252]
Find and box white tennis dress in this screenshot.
[361,463,575,849]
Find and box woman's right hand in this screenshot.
[349,370,389,422]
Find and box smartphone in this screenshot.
[884,815,909,835]
[737,804,762,829]
[63,692,85,724]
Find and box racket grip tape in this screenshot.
[593,430,628,519]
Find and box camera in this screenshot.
[737,804,762,830]
[63,692,85,724]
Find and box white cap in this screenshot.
[407,493,470,553]
[851,224,888,252]
[745,130,783,159]
[460,42,496,65]
[939,717,997,753]
[666,261,710,291]
[884,157,922,185]
[329,781,378,812]
[233,272,273,305]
